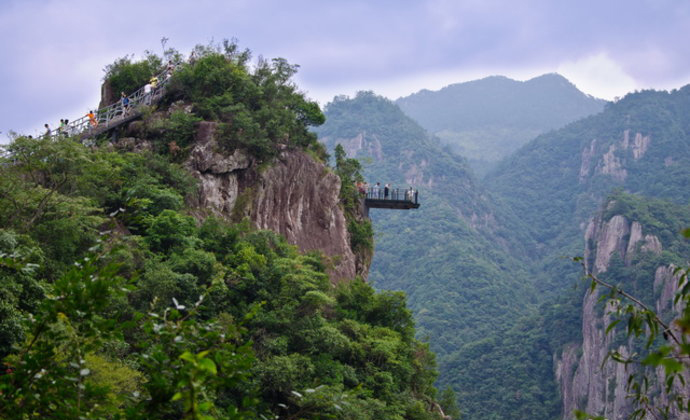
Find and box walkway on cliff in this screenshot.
[44,67,175,142]
[364,187,420,210]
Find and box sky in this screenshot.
[2,0,690,139]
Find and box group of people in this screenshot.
[356,181,416,201]
[43,119,74,138]
[41,58,183,140]
[120,60,175,117]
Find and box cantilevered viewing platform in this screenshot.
[364,187,420,211]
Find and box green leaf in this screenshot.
[660,358,683,374]
[171,392,183,402]
[179,351,195,363]
[198,358,217,375]
[642,352,664,366]
[605,319,621,335]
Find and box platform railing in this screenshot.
[43,66,177,141]
[364,187,418,204]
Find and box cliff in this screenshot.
[555,204,689,420]
[182,120,367,282]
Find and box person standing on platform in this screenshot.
[143,82,152,105]
[121,92,130,115]
[150,76,159,96]
[384,183,390,199]
[88,110,98,128]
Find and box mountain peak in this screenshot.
[394,73,606,169]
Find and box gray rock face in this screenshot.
[250,151,364,282]
[185,122,253,216]
[556,211,689,420]
[184,122,365,282]
[578,130,652,184]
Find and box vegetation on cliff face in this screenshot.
[570,193,690,420]
[0,44,444,419]
[333,143,373,259]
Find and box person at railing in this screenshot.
[59,119,69,137]
[165,60,175,80]
[87,110,98,128]
[121,92,130,116]
[384,183,390,199]
[143,82,152,105]
[150,76,159,95]
[406,187,415,202]
[372,182,381,198]
[43,123,51,138]
[356,181,365,195]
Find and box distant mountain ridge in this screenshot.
[396,73,606,174]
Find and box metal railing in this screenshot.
[43,66,177,141]
[364,187,418,204]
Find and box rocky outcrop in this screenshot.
[556,210,688,420]
[327,133,383,162]
[579,139,597,183]
[249,151,365,282]
[185,122,253,216]
[579,130,652,183]
[600,144,627,182]
[184,122,366,282]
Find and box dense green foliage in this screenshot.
[104,53,163,96]
[333,144,373,256]
[396,74,605,174]
[167,50,325,161]
[488,87,690,260]
[102,41,327,163]
[317,92,559,420]
[0,46,443,419]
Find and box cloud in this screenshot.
[3,0,690,137]
[557,53,638,100]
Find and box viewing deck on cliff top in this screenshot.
[364,187,420,210]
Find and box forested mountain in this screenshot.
[487,86,690,293]
[0,45,449,420]
[555,192,690,420]
[317,92,561,420]
[396,74,605,175]
[485,86,690,418]
[318,85,690,420]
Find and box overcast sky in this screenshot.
[2,0,690,138]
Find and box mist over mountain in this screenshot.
[396,74,606,175]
